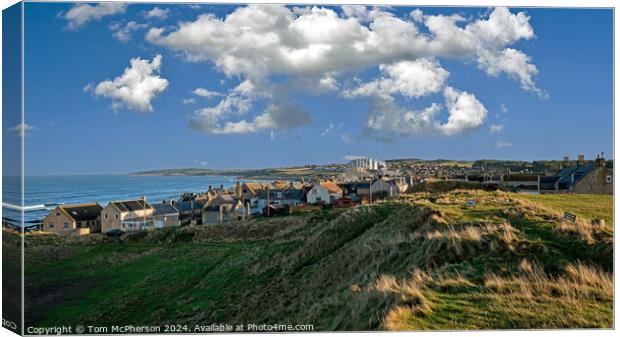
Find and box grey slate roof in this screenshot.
[152,203,179,216]
[555,163,596,189]
[174,200,205,212]
[257,188,305,200]
[540,163,597,191]
[61,203,103,222]
[111,200,152,212]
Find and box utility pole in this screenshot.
[142,196,146,231]
[369,179,372,205]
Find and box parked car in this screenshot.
[105,229,124,238]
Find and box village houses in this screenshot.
[307,181,343,204]
[42,203,103,235]
[258,188,306,210]
[152,203,180,228]
[370,179,400,199]
[539,154,612,195]
[101,198,154,233]
[202,193,237,224]
[235,181,273,212]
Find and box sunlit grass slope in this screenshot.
[16,190,613,330]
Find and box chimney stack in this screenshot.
[578,154,585,165]
[236,181,241,198]
[595,153,606,168]
[563,156,570,168]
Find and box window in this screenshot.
[63,223,69,229]
[104,214,108,219]
[277,192,282,198]
[48,222,54,229]
[56,211,61,216]
[115,214,119,219]
[606,175,612,183]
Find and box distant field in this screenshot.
[514,194,613,226]
[437,161,474,168]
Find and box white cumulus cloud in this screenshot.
[437,87,488,136]
[62,3,127,30]
[91,55,169,112]
[190,100,311,134]
[345,59,449,99]
[144,7,170,19]
[193,88,222,98]
[146,5,539,88]
[477,48,546,98]
[143,5,541,137]
[109,21,148,43]
[363,86,487,139]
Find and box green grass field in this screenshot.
[11,190,613,331]
[513,193,613,226]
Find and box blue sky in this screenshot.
[16,3,613,175]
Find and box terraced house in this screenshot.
[539,154,613,195]
[101,198,154,233]
[235,181,273,210]
[42,203,103,235]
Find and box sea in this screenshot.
[2,175,240,224]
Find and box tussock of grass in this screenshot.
[410,218,518,266]
[553,219,610,244]
[484,259,612,301]
[373,273,432,315]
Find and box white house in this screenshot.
[307,182,343,204]
[370,180,399,198]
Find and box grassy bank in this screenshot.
[16,190,613,331]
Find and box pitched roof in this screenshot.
[60,203,102,222]
[205,194,237,207]
[111,200,152,213]
[555,163,596,187]
[243,182,271,193]
[272,181,291,189]
[291,182,305,189]
[339,181,372,189]
[320,181,343,194]
[174,200,205,212]
[152,203,179,216]
[258,188,305,200]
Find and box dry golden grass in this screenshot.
[484,259,612,301]
[373,271,433,327]
[553,219,610,244]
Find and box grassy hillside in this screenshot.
[17,190,613,331]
